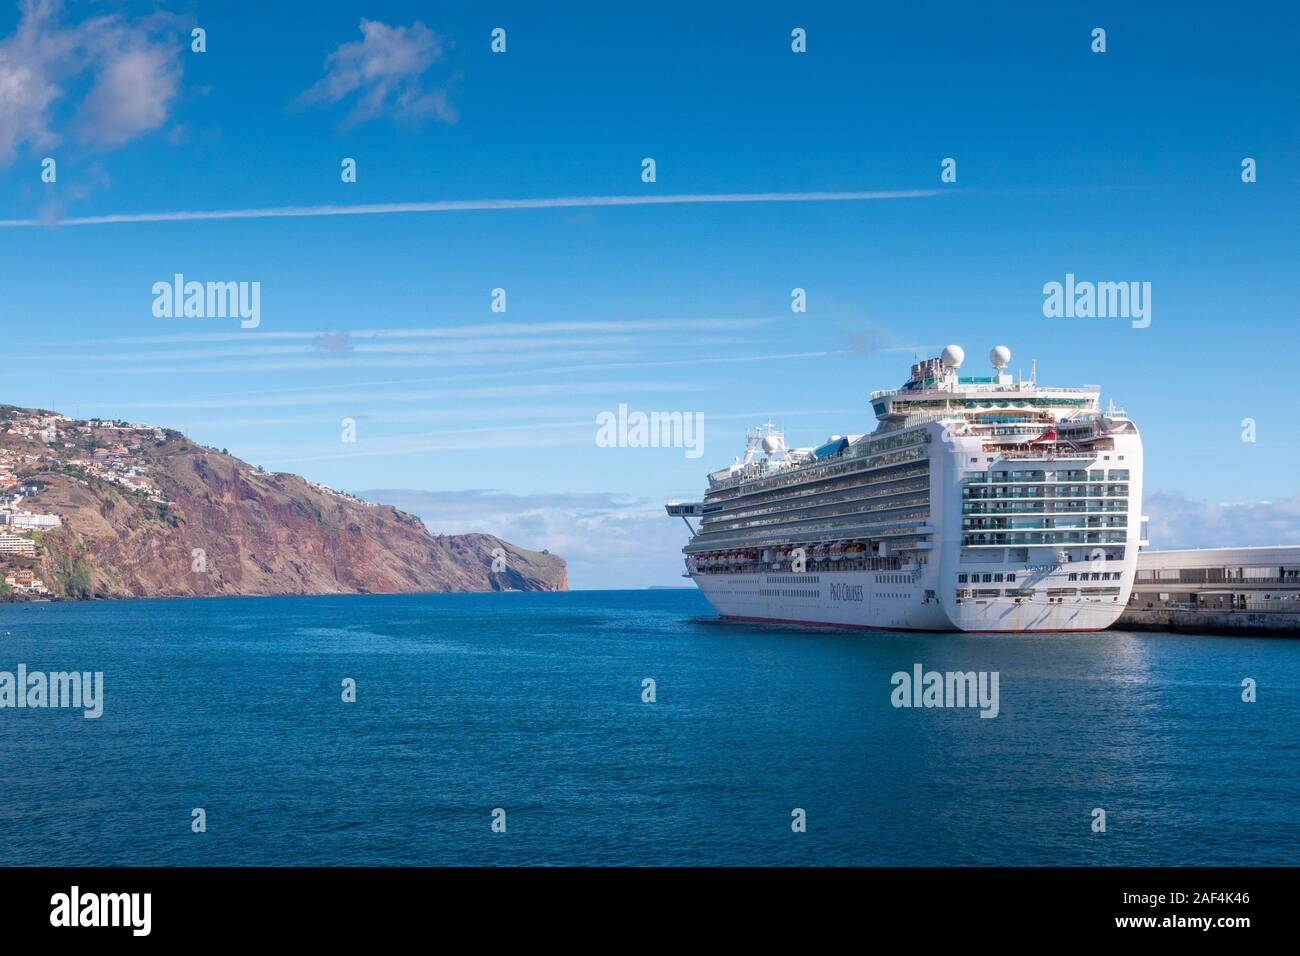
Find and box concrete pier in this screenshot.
[1118,546,1300,635]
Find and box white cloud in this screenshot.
[33,317,777,346]
[0,189,940,228]
[101,380,696,411]
[0,0,184,163]
[75,44,180,147]
[297,19,457,128]
[1145,491,1300,550]
[0,0,71,161]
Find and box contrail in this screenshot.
[0,189,941,228]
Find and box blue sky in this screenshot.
[1,1,1297,587]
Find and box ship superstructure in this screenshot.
[665,345,1144,632]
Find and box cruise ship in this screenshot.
[665,345,1145,632]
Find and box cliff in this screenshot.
[0,405,567,599]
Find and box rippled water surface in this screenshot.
[2,590,1296,865]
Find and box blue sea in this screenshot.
[1,590,1297,866]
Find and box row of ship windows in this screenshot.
[972,470,1130,480]
[708,465,928,504]
[964,462,1128,477]
[766,575,820,584]
[707,464,929,512]
[963,486,1129,498]
[964,499,1129,508]
[699,517,931,549]
[962,532,1129,544]
[711,446,928,497]
[703,497,931,534]
[705,483,929,524]
[957,571,1124,584]
[730,503,933,527]
[960,547,1126,563]
[963,518,1129,528]
[958,587,1123,598]
[968,500,1132,512]
[759,589,819,598]
[705,514,930,541]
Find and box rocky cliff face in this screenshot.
[0,405,566,599]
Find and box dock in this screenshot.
[1118,546,1300,635]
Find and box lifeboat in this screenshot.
[829,543,844,561]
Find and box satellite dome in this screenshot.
[990,345,1011,370]
[761,435,782,454]
[940,344,965,368]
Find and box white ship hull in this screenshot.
[692,568,1128,633]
